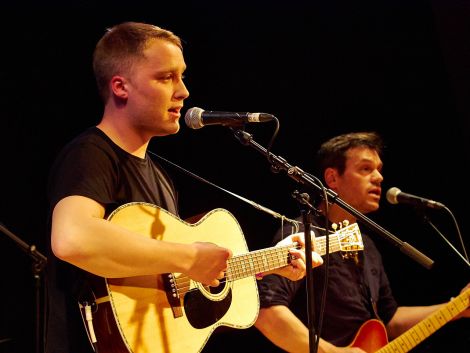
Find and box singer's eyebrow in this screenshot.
[153,65,186,76]
[354,156,383,172]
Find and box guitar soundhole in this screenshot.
[208,283,224,295]
[184,285,232,329]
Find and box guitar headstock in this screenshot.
[331,221,364,260]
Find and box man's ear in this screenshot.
[110,75,128,99]
[324,167,338,188]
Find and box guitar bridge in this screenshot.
[162,273,184,318]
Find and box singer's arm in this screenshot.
[51,195,231,285]
[255,306,366,353]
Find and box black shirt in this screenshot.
[45,127,178,353]
[257,215,398,346]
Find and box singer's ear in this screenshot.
[324,167,338,188]
[110,75,128,99]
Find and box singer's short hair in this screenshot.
[93,22,182,102]
[316,131,384,176]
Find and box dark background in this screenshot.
[1,1,470,352]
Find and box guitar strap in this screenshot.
[149,152,336,238]
[149,151,300,225]
[362,249,381,321]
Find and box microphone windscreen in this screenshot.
[386,187,401,204]
[184,107,204,129]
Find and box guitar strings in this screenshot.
[171,231,362,295]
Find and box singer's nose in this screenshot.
[175,77,189,100]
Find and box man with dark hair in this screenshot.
[255,131,469,353]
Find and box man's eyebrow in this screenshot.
[357,157,374,163]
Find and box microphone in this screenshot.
[184,107,275,129]
[386,187,445,210]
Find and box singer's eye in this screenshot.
[155,71,174,82]
[357,164,374,175]
[159,73,186,83]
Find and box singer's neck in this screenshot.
[320,202,357,225]
[97,115,150,159]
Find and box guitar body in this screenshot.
[83,202,259,353]
[349,319,388,353]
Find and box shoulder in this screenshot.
[65,127,116,152]
[56,127,127,165]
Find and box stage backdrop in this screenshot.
[1,1,469,353]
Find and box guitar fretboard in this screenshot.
[226,234,347,281]
[377,289,470,353]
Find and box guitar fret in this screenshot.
[381,343,398,353]
[409,330,422,344]
[272,247,284,269]
[411,325,426,342]
[430,317,440,330]
[276,247,285,268]
[397,341,408,352]
[316,235,341,255]
[378,346,390,353]
[416,324,427,340]
[401,333,413,350]
[260,251,269,270]
[247,256,255,275]
[438,313,448,325]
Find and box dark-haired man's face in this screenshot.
[331,147,383,214]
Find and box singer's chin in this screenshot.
[369,202,380,213]
[172,121,181,134]
[170,117,181,131]
[364,200,380,213]
[156,121,180,136]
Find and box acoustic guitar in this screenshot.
[79,202,363,353]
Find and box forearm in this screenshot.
[255,305,311,353]
[52,205,194,277]
[51,196,208,278]
[255,306,366,353]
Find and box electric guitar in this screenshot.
[79,202,363,353]
[349,288,470,352]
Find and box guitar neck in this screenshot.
[226,234,341,281]
[377,289,470,353]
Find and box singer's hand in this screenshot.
[186,242,232,287]
[259,233,323,281]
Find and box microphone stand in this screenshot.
[291,191,319,353]
[0,222,47,353]
[417,208,470,268]
[232,129,434,269]
[426,220,470,268]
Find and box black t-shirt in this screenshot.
[45,127,178,353]
[257,215,398,347]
